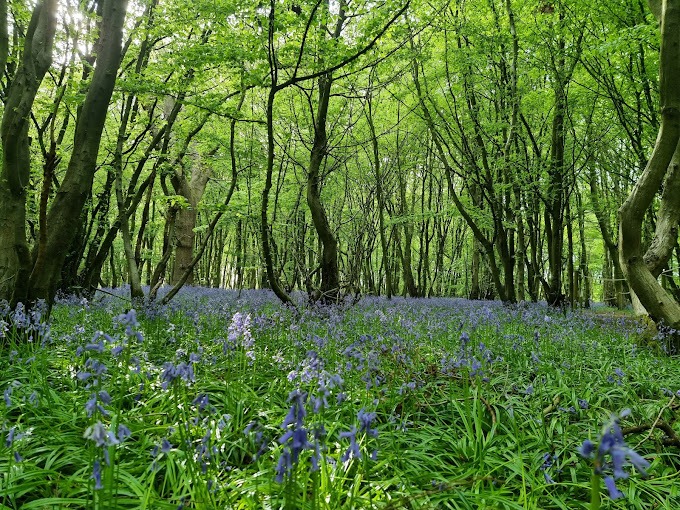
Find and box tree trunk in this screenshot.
[170,165,211,285]
[366,87,392,299]
[27,0,128,303]
[619,0,680,342]
[0,0,57,304]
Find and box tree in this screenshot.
[619,0,680,345]
[0,0,58,305]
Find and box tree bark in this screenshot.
[170,160,211,285]
[27,0,128,303]
[0,0,57,305]
[619,0,680,337]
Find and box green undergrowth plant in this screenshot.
[1,290,679,509]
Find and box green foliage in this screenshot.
[2,293,680,508]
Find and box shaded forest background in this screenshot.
[0,0,676,314]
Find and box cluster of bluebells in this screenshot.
[83,421,131,489]
[243,419,269,461]
[440,332,500,380]
[607,368,626,386]
[226,312,254,360]
[113,309,144,343]
[578,409,650,500]
[276,389,317,482]
[150,434,174,471]
[5,425,26,462]
[343,335,383,390]
[0,300,51,344]
[160,361,195,390]
[287,350,345,409]
[341,408,379,461]
[540,452,559,484]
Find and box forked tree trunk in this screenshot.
[305,3,347,304]
[619,0,680,339]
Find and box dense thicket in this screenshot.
[0,0,678,322]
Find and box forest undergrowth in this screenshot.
[1,288,680,509]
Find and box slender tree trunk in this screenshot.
[366,87,392,299]
[170,171,210,285]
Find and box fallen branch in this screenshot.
[623,418,680,448]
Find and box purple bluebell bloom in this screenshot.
[92,459,103,490]
[357,409,378,437]
[84,422,119,448]
[579,409,650,500]
[161,438,172,453]
[6,426,15,448]
[117,424,132,442]
[339,426,361,461]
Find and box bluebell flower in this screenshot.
[579,439,594,457]
[117,424,131,442]
[85,340,105,353]
[603,476,623,499]
[541,453,558,484]
[275,449,292,483]
[161,438,172,453]
[116,309,143,341]
[160,362,195,389]
[84,422,119,448]
[92,459,103,490]
[85,393,109,417]
[357,409,378,437]
[578,399,589,410]
[579,409,650,500]
[339,426,361,461]
[6,426,15,448]
[77,358,108,383]
[192,393,210,413]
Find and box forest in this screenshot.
[0,0,675,317]
[2,0,680,509]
